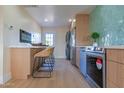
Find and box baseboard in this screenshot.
[55,56,66,59]
[55,58,66,60]
[3,72,11,84]
[55,57,66,59]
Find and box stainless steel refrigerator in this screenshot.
[65,31,71,60]
[65,27,76,65]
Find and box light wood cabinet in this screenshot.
[75,14,91,46]
[107,60,118,87]
[11,48,45,79]
[75,14,91,68]
[106,49,124,88]
[117,64,124,87]
[11,48,31,79]
[107,80,118,88]
[107,49,124,64]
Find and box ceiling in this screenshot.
[24,5,96,27]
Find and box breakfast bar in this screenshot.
[10,46,47,79]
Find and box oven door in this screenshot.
[86,53,104,88]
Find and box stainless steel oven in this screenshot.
[85,47,106,88]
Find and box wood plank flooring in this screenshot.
[0,59,90,88]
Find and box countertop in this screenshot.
[9,45,124,49]
[76,46,90,48]
[76,45,124,49]
[9,45,48,48]
[103,45,124,49]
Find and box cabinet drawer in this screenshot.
[107,61,118,85]
[106,49,124,64]
[107,60,124,87]
[117,64,124,87]
[107,80,118,88]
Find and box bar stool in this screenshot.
[42,47,55,70]
[32,47,54,78]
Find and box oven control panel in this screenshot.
[94,47,104,52]
[86,46,104,53]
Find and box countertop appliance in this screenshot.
[80,47,87,77]
[85,46,106,88]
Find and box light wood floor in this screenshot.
[0,59,90,88]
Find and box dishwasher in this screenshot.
[80,47,87,77]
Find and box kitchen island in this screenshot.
[10,46,47,79]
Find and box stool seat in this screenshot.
[34,47,51,58]
[32,47,55,78]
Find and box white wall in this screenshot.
[0,6,4,84]
[0,6,43,84]
[3,6,42,46]
[42,26,69,59]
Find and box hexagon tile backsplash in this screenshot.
[89,5,124,47]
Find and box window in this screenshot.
[32,33,41,44]
[45,33,54,46]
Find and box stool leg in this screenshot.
[32,57,37,77]
[51,55,55,67]
[33,56,54,78]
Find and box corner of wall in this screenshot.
[0,75,3,84]
[3,72,11,83]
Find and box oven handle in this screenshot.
[86,54,103,59]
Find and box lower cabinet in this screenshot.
[117,64,124,87]
[107,80,118,88]
[11,48,45,79]
[107,60,118,87]
[106,49,124,88]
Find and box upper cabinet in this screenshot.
[74,14,91,68]
[75,14,91,46]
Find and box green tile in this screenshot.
[89,5,124,46]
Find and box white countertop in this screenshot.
[76,46,91,48]
[9,45,124,49]
[76,45,124,49]
[9,45,48,48]
[103,45,124,49]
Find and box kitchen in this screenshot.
[66,5,124,88]
[0,5,124,88]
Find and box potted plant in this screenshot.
[91,32,100,46]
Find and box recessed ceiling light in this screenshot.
[69,19,72,22]
[44,18,48,22]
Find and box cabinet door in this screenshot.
[107,60,124,88]
[107,60,118,87]
[106,49,124,88]
[11,48,30,79]
[107,80,118,88]
[117,64,124,87]
[75,14,91,46]
[107,49,124,64]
